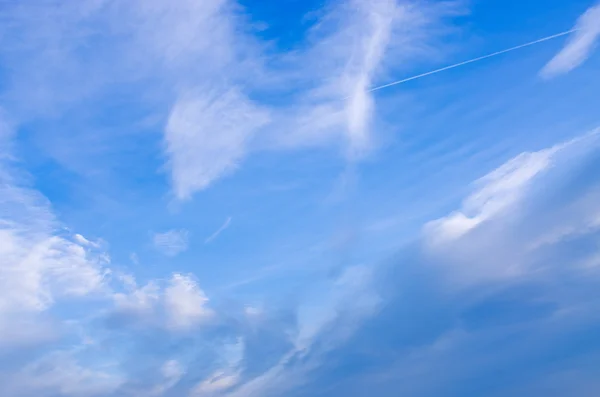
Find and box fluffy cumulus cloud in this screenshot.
[541,2,600,78]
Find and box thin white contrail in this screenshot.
[205,216,232,244]
[368,29,578,93]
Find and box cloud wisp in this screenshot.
[163,0,451,197]
[152,229,190,257]
[541,2,600,78]
[205,217,233,244]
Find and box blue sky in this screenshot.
[1,0,600,396]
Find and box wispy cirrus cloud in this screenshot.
[288,0,401,156]
[541,2,600,78]
[1,350,124,397]
[267,0,453,154]
[162,0,454,198]
[191,338,244,396]
[152,229,189,256]
[205,217,233,244]
[0,0,456,200]
[166,91,269,199]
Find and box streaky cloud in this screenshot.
[205,217,233,244]
[541,3,600,78]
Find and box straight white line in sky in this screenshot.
[368,29,578,93]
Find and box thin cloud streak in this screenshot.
[369,28,577,93]
[541,3,600,78]
[205,216,232,244]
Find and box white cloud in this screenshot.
[222,130,600,397]
[165,273,214,331]
[423,130,600,285]
[191,338,244,396]
[73,233,100,248]
[193,372,240,396]
[0,141,110,345]
[224,266,380,397]
[128,0,271,199]
[0,0,454,199]
[0,113,113,351]
[244,306,262,318]
[1,234,108,304]
[3,351,123,397]
[0,316,59,349]
[529,203,600,251]
[148,359,186,396]
[161,359,185,381]
[425,132,600,245]
[205,216,233,244]
[425,146,559,244]
[272,0,447,158]
[152,229,189,256]
[0,228,108,345]
[0,0,267,199]
[113,281,160,316]
[166,90,269,199]
[295,265,381,351]
[112,273,214,332]
[541,3,600,78]
[308,0,399,156]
